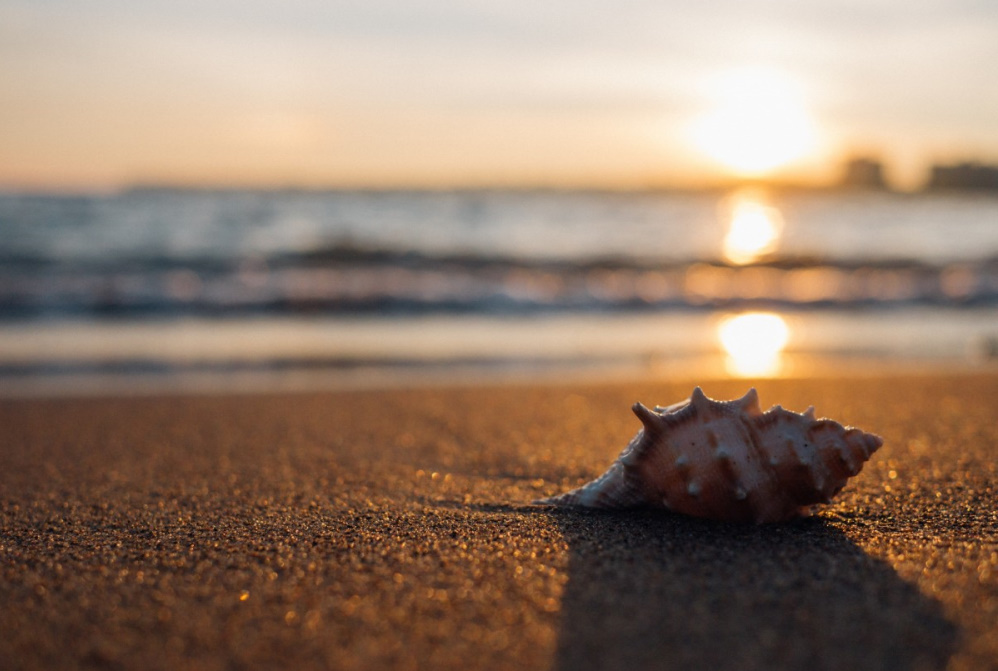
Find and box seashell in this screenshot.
[536,387,882,523]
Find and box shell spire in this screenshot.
[736,388,761,415]
[690,386,711,411]
[631,402,662,433]
[535,388,883,523]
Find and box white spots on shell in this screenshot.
[535,387,883,524]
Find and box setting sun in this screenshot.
[689,68,818,177]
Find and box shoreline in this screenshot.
[2,354,996,400]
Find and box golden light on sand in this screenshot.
[718,312,789,377]
[689,68,817,176]
[722,194,784,264]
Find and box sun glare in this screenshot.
[722,193,784,264]
[718,312,790,377]
[689,68,817,177]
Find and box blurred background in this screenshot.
[1,0,997,394]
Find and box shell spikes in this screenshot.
[536,387,883,523]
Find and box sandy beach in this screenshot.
[2,373,996,670]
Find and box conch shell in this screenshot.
[536,387,882,523]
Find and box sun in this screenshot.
[688,68,818,177]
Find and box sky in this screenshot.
[2,0,998,191]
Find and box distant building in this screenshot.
[840,158,887,190]
[927,162,998,191]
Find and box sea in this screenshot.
[1,187,997,395]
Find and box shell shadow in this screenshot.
[548,510,957,671]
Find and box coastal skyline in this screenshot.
[2,0,998,192]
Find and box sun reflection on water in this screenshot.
[718,312,789,377]
[721,192,784,265]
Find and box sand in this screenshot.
[1,374,996,670]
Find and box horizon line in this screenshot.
[5,159,998,196]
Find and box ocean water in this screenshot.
[1,188,997,394]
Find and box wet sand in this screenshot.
[1,374,996,670]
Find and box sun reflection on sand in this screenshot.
[718,312,790,377]
[722,192,784,265]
